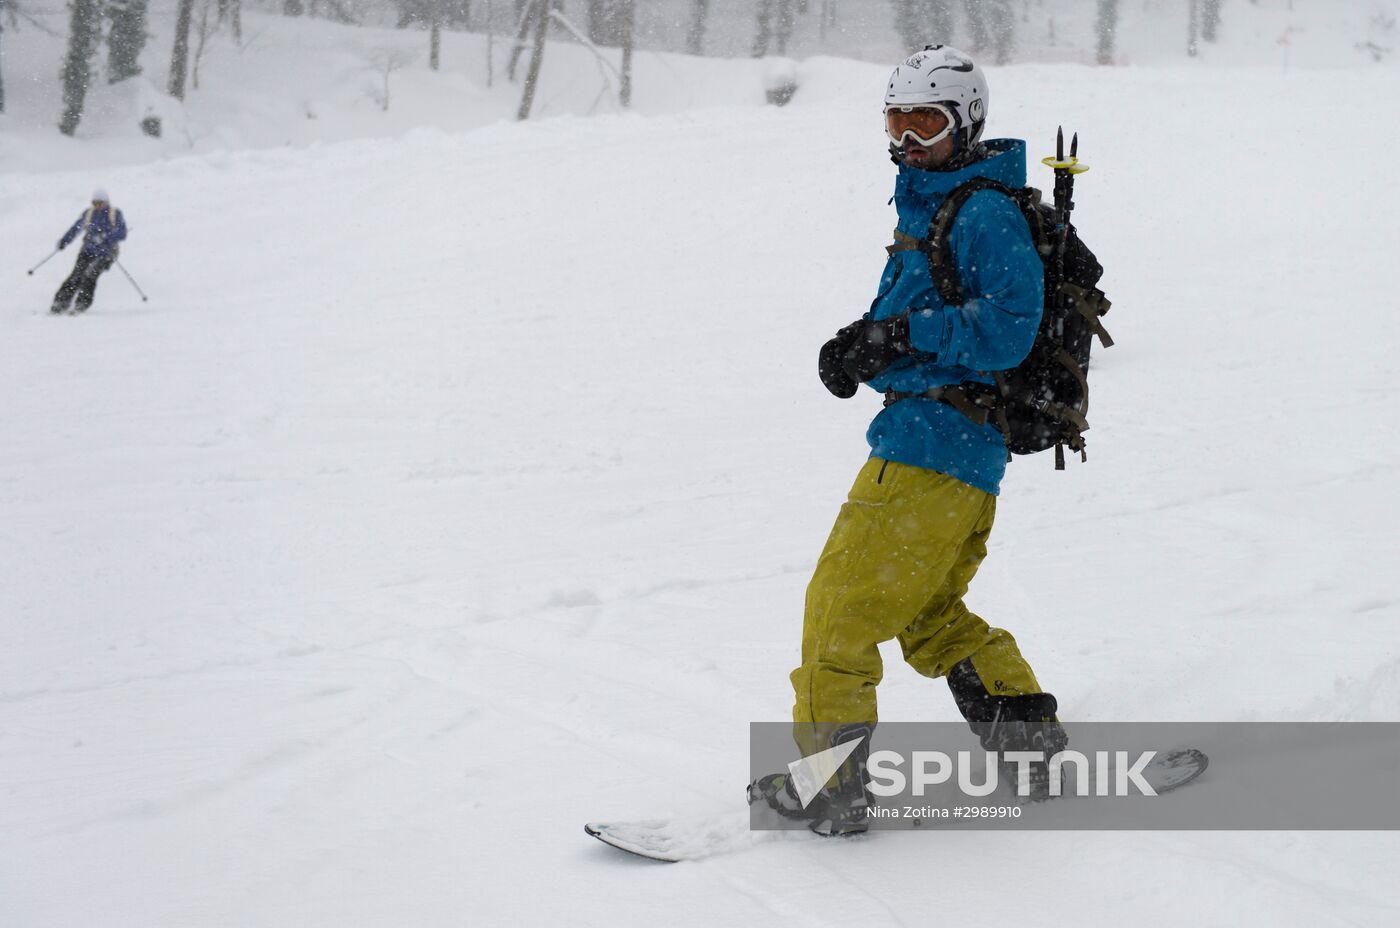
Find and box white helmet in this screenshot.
[885,45,989,150]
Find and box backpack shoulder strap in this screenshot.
[924,177,1032,306]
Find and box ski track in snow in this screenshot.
[3,58,1399,927]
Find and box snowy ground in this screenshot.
[3,29,1400,928]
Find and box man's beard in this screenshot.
[889,139,989,172]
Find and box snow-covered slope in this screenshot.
[2,41,1399,928]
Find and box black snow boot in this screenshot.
[747,724,874,836]
[948,659,1069,802]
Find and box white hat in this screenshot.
[92,188,110,203]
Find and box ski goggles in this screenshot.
[884,104,955,147]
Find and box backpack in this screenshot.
[892,177,1114,469]
[83,205,117,228]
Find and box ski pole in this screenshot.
[1042,126,1090,261]
[114,260,149,303]
[26,249,61,275]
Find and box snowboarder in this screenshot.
[750,45,1068,836]
[51,189,128,314]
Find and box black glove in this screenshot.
[819,321,862,398]
[840,314,914,384]
[57,239,67,251]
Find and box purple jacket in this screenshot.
[60,206,128,258]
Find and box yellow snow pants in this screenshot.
[791,457,1043,756]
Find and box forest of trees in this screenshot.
[15,0,1238,133]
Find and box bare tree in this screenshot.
[368,47,414,110]
[517,0,548,118]
[217,0,243,41]
[430,0,442,69]
[1187,0,1200,57]
[1202,0,1223,42]
[106,0,148,83]
[0,0,7,113]
[1094,0,1119,65]
[752,0,771,56]
[891,0,954,51]
[485,0,495,85]
[752,0,797,57]
[618,0,633,106]
[192,0,219,90]
[685,0,709,55]
[312,0,359,23]
[395,0,430,28]
[444,0,469,27]
[507,0,537,81]
[169,0,196,99]
[964,0,988,50]
[548,4,625,109]
[965,0,1015,64]
[586,0,627,47]
[59,0,104,135]
[819,0,837,45]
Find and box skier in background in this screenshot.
[51,189,127,314]
[749,45,1066,836]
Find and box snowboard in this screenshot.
[1136,746,1209,793]
[585,748,1208,862]
[585,813,763,863]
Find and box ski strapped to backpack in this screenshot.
[885,130,1114,470]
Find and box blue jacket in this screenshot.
[862,139,1044,496]
[60,206,127,258]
